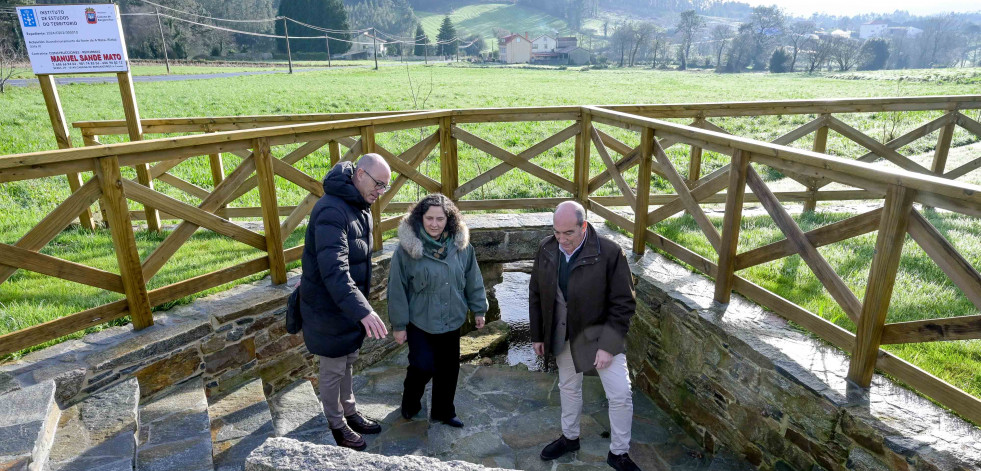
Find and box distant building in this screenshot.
[531,35,556,55]
[888,26,923,38]
[499,33,531,64]
[341,32,385,59]
[530,36,589,65]
[859,20,888,39]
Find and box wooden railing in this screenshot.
[1,96,981,425]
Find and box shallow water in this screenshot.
[491,270,550,371]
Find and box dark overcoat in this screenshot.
[528,222,636,373]
[300,162,374,358]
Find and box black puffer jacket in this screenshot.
[300,162,373,358]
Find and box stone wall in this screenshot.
[613,229,981,471]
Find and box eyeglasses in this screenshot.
[360,168,390,191]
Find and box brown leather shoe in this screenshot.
[345,411,381,434]
[331,424,367,451]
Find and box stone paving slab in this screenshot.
[266,379,336,446]
[47,378,139,471]
[208,379,275,471]
[137,377,214,471]
[351,358,752,471]
[0,380,60,471]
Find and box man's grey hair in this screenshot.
[555,201,586,226]
[356,153,388,172]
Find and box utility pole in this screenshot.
[371,27,379,70]
[455,38,459,62]
[283,17,293,74]
[154,7,170,74]
[325,34,332,67]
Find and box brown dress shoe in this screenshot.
[331,424,367,451]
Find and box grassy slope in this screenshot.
[1,65,981,400]
[417,3,574,48]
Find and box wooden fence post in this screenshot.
[206,129,226,213]
[575,108,592,208]
[931,116,956,176]
[847,185,915,387]
[94,155,154,330]
[714,150,751,303]
[117,71,160,232]
[805,115,831,213]
[37,74,96,231]
[253,138,288,285]
[361,126,384,252]
[328,140,341,166]
[633,127,654,255]
[439,117,459,199]
[688,117,705,187]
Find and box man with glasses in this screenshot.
[299,153,392,450]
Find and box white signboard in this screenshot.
[16,4,130,75]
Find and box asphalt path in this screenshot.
[7,61,452,86]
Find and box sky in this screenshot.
[742,0,979,17]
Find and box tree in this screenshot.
[746,5,785,69]
[803,35,835,73]
[676,10,704,70]
[275,0,350,55]
[629,22,656,67]
[722,23,755,72]
[858,38,889,70]
[710,24,734,69]
[413,24,430,57]
[0,34,22,93]
[769,47,790,72]
[610,22,636,67]
[435,16,457,57]
[463,34,485,57]
[829,36,860,71]
[918,13,960,67]
[786,20,815,71]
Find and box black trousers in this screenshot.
[402,323,461,421]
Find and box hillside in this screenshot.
[416,3,575,50]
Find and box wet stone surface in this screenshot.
[352,349,752,471]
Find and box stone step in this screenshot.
[47,378,140,471]
[266,380,336,446]
[0,380,60,471]
[207,379,274,471]
[136,377,213,471]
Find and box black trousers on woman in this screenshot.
[402,322,461,421]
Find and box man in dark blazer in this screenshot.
[300,153,391,450]
[529,201,641,471]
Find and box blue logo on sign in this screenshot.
[20,9,37,27]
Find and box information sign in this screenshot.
[16,4,130,75]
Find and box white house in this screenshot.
[531,35,556,55]
[343,32,385,59]
[859,20,888,39]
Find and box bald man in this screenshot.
[529,201,641,471]
[299,153,391,450]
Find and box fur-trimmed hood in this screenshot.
[397,216,470,259]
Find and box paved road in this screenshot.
[8,61,452,87]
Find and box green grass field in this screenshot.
[1,65,981,401]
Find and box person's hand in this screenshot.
[361,312,388,339]
[394,330,407,345]
[533,342,545,356]
[594,349,613,370]
[475,316,485,329]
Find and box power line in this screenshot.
[138,0,280,23]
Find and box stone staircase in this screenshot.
[1,344,754,471]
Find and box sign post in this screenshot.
[16,4,160,231]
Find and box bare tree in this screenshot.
[786,20,815,72]
[829,36,861,71]
[676,10,705,70]
[709,24,734,69]
[918,13,960,67]
[803,35,834,73]
[0,35,23,94]
[650,27,670,68]
[611,22,636,67]
[630,22,656,66]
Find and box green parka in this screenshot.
[387,217,488,334]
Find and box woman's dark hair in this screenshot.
[407,193,462,238]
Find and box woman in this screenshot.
[388,193,488,428]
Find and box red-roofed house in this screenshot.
[499,33,531,64]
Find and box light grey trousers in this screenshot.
[555,340,633,455]
[318,351,359,429]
